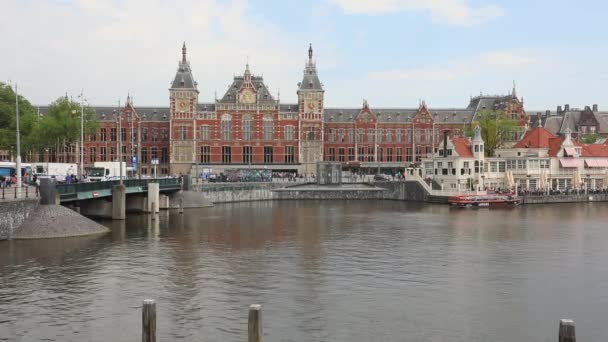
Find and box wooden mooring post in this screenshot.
[151,202,156,221]
[559,319,575,342]
[179,198,184,214]
[142,299,156,342]
[248,304,263,342]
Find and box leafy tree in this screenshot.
[466,110,519,157]
[581,133,598,144]
[0,82,38,158]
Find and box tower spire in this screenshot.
[308,43,313,62]
[182,42,187,64]
[512,80,517,98]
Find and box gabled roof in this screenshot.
[218,69,275,104]
[451,137,474,157]
[581,144,608,157]
[170,43,197,90]
[513,127,556,148]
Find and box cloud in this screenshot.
[0,0,311,106]
[332,0,504,26]
[368,49,535,81]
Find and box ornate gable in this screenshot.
[413,101,434,124]
[355,100,376,124]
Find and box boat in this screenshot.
[448,194,521,208]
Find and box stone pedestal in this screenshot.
[111,184,126,220]
[147,183,159,213]
[40,178,58,205]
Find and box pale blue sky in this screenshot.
[1,0,607,110]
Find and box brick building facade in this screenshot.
[33,43,528,176]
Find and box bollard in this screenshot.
[179,198,184,214]
[142,299,156,342]
[2,187,4,200]
[248,304,263,342]
[559,319,576,342]
[151,202,156,221]
[26,186,28,198]
[14,187,17,199]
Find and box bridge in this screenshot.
[56,178,182,203]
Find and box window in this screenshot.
[141,147,148,163]
[378,147,383,162]
[338,129,345,142]
[348,148,355,161]
[357,128,364,143]
[396,129,402,143]
[110,128,117,141]
[222,114,232,140]
[101,128,107,141]
[328,148,336,161]
[121,146,127,157]
[348,129,354,143]
[89,131,97,142]
[263,116,274,141]
[100,147,107,161]
[367,129,375,143]
[142,128,148,141]
[517,160,527,169]
[284,146,295,163]
[386,148,393,162]
[161,129,168,141]
[243,146,252,164]
[151,128,158,142]
[475,160,480,173]
[307,127,316,140]
[367,147,374,162]
[506,160,516,169]
[201,146,211,163]
[284,125,294,141]
[179,126,187,140]
[200,125,210,140]
[499,161,506,172]
[151,147,158,162]
[110,147,117,160]
[328,128,336,142]
[396,148,403,162]
[338,148,345,162]
[386,129,392,143]
[121,128,127,142]
[161,147,168,163]
[358,147,365,162]
[243,117,253,140]
[377,129,383,143]
[406,148,412,162]
[89,147,96,163]
[490,162,498,172]
[415,146,422,162]
[222,146,232,163]
[540,160,550,169]
[264,146,273,163]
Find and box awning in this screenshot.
[586,159,608,168]
[564,147,577,156]
[559,158,583,168]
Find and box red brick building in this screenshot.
[33,43,528,176]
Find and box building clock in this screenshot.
[177,99,188,112]
[240,89,256,104]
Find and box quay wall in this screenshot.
[0,200,39,240]
[521,193,608,204]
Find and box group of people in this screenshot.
[0,175,17,188]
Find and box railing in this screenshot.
[56,178,182,201]
[0,185,39,202]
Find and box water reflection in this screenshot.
[1,201,608,341]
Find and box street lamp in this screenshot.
[14,83,22,197]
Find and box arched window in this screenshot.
[242,114,253,140]
[263,114,274,141]
[222,114,232,140]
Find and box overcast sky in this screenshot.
[2,0,607,110]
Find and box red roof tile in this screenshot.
[451,137,474,157]
[581,144,608,157]
[514,127,556,148]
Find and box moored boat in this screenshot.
[448,194,521,208]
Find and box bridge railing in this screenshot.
[56,178,182,201]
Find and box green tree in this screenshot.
[581,133,598,144]
[32,96,98,153]
[0,82,38,159]
[466,110,519,157]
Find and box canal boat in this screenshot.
[448,194,521,208]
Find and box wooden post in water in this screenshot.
[179,198,184,214]
[559,319,575,342]
[151,202,156,221]
[142,299,156,342]
[248,304,263,342]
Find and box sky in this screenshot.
[1,0,608,111]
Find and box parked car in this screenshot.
[373,174,391,181]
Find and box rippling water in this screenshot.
[1,201,608,341]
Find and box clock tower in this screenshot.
[297,44,324,174]
[169,42,199,174]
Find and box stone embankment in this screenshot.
[0,200,109,240]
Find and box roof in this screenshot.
[323,107,475,124]
[218,72,276,104]
[298,45,323,91]
[37,105,171,122]
[513,127,556,148]
[451,137,474,157]
[581,144,608,157]
[170,43,197,90]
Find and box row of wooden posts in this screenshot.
[140,299,577,342]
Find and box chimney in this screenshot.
[565,104,570,112]
[557,105,562,113]
[443,130,449,158]
[593,104,598,112]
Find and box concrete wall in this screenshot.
[0,200,39,240]
[522,193,608,204]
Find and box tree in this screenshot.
[581,133,598,144]
[466,110,519,157]
[0,82,38,158]
[32,96,98,153]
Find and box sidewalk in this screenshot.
[0,185,40,201]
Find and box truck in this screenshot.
[31,162,77,183]
[87,162,127,182]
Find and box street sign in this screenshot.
[151,158,159,165]
[132,156,137,163]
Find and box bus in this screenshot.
[0,162,33,184]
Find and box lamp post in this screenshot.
[79,91,85,180]
[15,83,22,197]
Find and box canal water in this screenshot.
[1,201,608,341]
